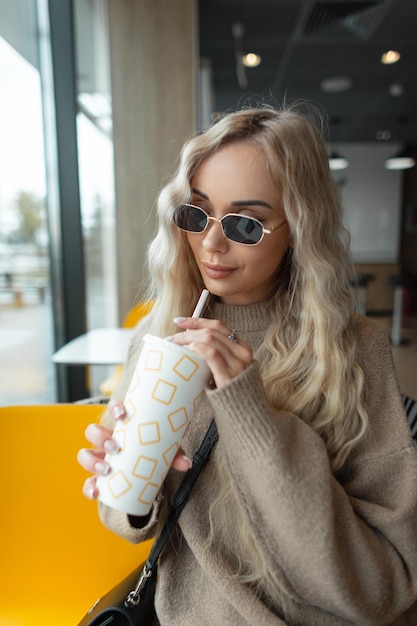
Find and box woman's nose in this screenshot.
[201,218,229,252]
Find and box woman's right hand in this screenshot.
[77,400,193,501]
[77,400,125,500]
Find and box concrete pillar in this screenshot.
[107,0,197,319]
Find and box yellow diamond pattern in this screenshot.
[138,482,160,505]
[124,397,137,424]
[173,354,199,381]
[132,455,158,480]
[112,428,127,451]
[193,389,205,412]
[168,407,188,432]
[152,379,176,404]
[163,441,179,467]
[145,349,163,371]
[138,421,161,445]
[107,470,132,499]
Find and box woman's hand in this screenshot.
[77,400,124,500]
[169,316,254,389]
[77,401,194,500]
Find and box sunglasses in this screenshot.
[173,204,287,246]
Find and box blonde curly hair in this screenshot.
[146,103,367,472]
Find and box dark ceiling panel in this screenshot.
[198,0,417,143]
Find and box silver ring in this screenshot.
[227,329,238,343]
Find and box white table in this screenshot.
[52,328,135,366]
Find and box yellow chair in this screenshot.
[0,404,152,625]
[99,300,155,396]
[121,300,154,329]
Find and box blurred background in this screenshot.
[0,0,416,405]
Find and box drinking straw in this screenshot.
[192,289,209,319]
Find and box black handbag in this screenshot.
[78,419,218,626]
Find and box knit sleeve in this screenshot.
[205,319,417,624]
[98,497,160,544]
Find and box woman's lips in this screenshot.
[202,262,236,279]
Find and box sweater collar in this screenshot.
[207,298,271,335]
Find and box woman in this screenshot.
[78,104,417,624]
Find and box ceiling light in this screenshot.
[385,151,416,170]
[376,130,391,141]
[320,76,353,93]
[381,50,401,65]
[389,83,403,97]
[242,53,261,68]
[329,152,349,170]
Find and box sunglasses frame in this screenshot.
[173,203,287,246]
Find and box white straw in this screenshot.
[192,289,209,319]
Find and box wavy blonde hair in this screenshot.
[144,103,368,614]
[146,103,367,469]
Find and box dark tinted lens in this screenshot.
[173,205,207,232]
[223,215,262,244]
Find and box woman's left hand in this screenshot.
[169,317,254,389]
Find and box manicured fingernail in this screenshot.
[182,455,192,469]
[111,405,124,419]
[174,317,187,323]
[86,487,95,500]
[95,462,110,475]
[104,439,120,453]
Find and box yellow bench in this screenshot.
[0,404,152,625]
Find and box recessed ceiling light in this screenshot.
[242,53,261,68]
[376,130,391,141]
[381,50,401,65]
[389,83,403,97]
[320,76,353,93]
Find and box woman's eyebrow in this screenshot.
[191,187,209,200]
[191,188,273,210]
[232,199,274,210]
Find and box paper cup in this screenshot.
[97,334,211,516]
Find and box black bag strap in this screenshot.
[125,418,218,608]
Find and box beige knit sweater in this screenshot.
[99,300,417,625]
